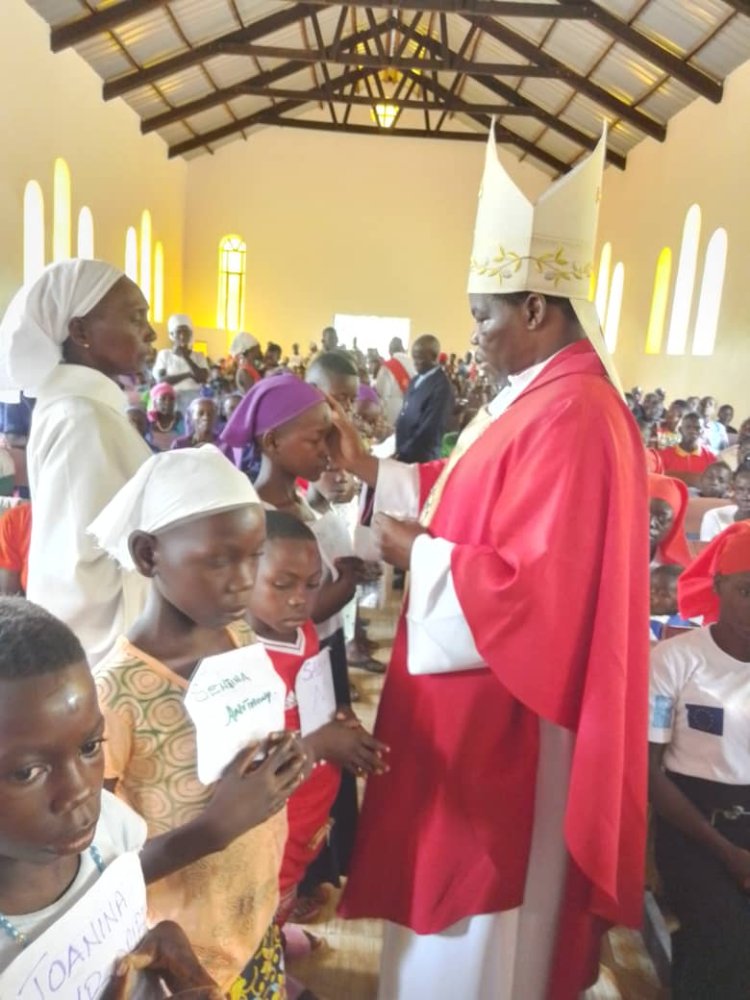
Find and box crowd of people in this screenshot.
[0,127,746,1000]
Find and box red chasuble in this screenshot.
[339,340,650,998]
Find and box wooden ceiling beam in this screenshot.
[278,0,587,15]
[719,0,750,14]
[464,14,667,141]
[215,41,550,77]
[236,115,493,141]
[168,66,368,157]
[103,2,314,99]
[141,19,391,133]
[399,70,571,174]
[175,84,544,114]
[51,0,168,52]
[397,19,628,168]
[556,0,723,102]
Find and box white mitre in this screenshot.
[468,125,621,390]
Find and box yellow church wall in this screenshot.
[599,59,750,410]
[182,125,551,360]
[0,3,186,333]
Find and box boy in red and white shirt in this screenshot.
[246,510,388,924]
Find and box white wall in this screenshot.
[0,3,186,327]
[181,125,550,359]
[598,59,750,409]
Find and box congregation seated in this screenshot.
[171,395,219,450]
[649,565,698,642]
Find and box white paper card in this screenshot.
[295,649,336,736]
[0,852,151,1000]
[185,644,286,785]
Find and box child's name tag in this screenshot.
[296,649,336,736]
[0,852,153,1000]
[185,644,286,785]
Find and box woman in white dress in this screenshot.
[0,259,155,664]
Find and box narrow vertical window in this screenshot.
[692,228,728,357]
[217,235,247,333]
[77,207,94,259]
[645,248,672,355]
[23,180,45,284]
[52,158,71,262]
[666,204,701,356]
[603,262,624,353]
[140,210,152,305]
[125,227,138,281]
[153,241,165,323]
[594,242,612,324]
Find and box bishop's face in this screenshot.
[469,293,525,379]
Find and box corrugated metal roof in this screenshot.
[23,0,750,172]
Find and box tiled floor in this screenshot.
[288,609,665,1000]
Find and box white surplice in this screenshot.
[27,364,151,665]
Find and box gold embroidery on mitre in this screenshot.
[470,245,592,289]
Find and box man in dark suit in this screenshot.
[395,335,454,463]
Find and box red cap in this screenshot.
[678,522,750,622]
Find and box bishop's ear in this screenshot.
[523,293,548,330]
[129,531,159,577]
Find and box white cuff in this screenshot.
[406,535,488,675]
[373,458,420,520]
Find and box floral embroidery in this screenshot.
[470,245,592,288]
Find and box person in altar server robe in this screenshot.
[328,127,650,1000]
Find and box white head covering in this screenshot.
[229,331,259,356]
[88,444,261,571]
[0,259,125,392]
[468,124,621,391]
[167,314,193,338]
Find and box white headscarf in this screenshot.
[88,444,261,571]
[167,314,193,338]
[229,332,259,356]
[0,259,125,393]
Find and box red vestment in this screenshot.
[339,341,650,998]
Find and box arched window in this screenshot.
[23,180,45,284]
[52,157,71,262]
[77,207,94,259]
[603,262,624,353]
[153,241,165,323]
[140,210,152,304]
[125,227,138,281]
[645,247,672,355]
[217,235,247,333]
[692,228,728,357]
[666,204,701,356]
[594,242,612,324]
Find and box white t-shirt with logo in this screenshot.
[649,625,750,784]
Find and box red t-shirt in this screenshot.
[258,620,340,920]
[660,444,716,475]
[0,503,31,593]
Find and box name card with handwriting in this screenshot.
[185,644,286,784]
[0,852,151,1000]
[296,649,336,736]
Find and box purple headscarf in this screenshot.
[220,373,326,461]
[356,383,380,406]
